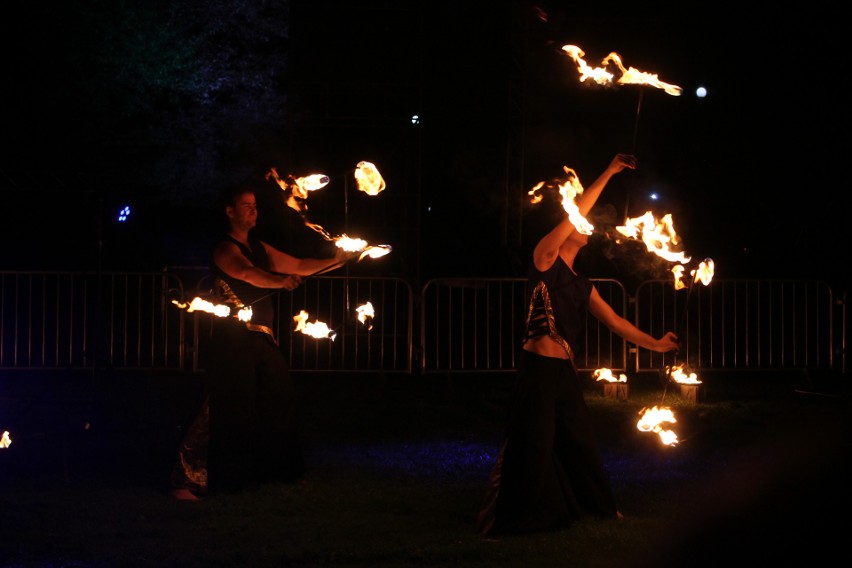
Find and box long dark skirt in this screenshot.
[205,320,305,493]
[478,350,618,536]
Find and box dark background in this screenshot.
[3,1,848,290]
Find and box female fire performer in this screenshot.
[476,153,679,536]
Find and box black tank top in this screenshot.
[211,234,275,329]
[524,256,592,358]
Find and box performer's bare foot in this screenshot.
[170,488,200,501]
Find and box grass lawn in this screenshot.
[1,370,850,567]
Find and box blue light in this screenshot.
[117,205,131,222]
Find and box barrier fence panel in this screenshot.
[634,279,836,373]
[577,279,629,372]
[419,278,629,374]
[1,271,186,371]
[420,278,526,373]
[188,275,414,373]
[2,271,845,377]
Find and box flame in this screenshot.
[616,211,691,264]
[528,166,594,235]
[355,161,385,195]
[266,166,392,263]
[672,265,686,290]
[669,363,701,384]
[1,430,11,449]
[332,237,392,262]
[295,174,330,192]
[637,406,679,446]
[335,235,370,252]
[172,297,231,318]
[602,52,683,96]
[172,297,252,321]
[266,167,330,216]
[356,301,375,329]
[293,310,336,340]
[692,258,715,286]
[593,368,627,383]
[359,244,392,261]
[562,45,682,96]
[561,45,614,86]
[267,167,328,200]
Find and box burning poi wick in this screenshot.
[673,258,715,354]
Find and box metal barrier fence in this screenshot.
[0,271,186,371]
[419,278,629,373]
[633,279,837,374]
[187,275,415,373]
[1,270,848,377]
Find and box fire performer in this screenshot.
[477,153,679,536]
[170,183,350,500]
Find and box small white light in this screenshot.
[695,86,707,98]
[117,205,131,222]
[410,114,420,125]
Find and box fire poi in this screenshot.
[266,164,393,263]
[293,310,336,340]
[528,167,594,235]
[356,301,375,330]
[554,43,712,449]
[561,43,681,155]
[561,45,682,96]
[173,162,391,339]
[637,406,678,446]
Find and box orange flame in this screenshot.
[293,310,336,340]
[593,368,627,383]
[355,161,385,195]
[358,244,392,261]
[333,237,392,262]
[335,235,370,252]
[529,166,594,235]
[562,45,682,96]
[1,430,11,449]
[637,406,679,446]
[602,52,682,96]
[672,265,686,290]
[172,297,252,322]
[266,167,329,215]
[266,166,392,262]
[669,363,701,384]
[616,211,691,264]
[356,301,375,330]
[561,45,614,85]
[692,258,715,286]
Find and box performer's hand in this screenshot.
[334,247,357,263]
[281,274,302,291]
[655,331,679,353]
[609,153,637,174]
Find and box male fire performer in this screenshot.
[477,153,679,536]
[171,183,349,499]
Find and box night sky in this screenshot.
[2,1,849,289]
